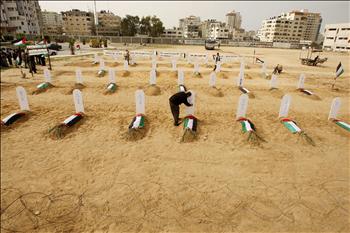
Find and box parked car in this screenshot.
[47,43,62,51]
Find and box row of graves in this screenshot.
[2,80,349,143]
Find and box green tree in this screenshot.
[140,16,151,35]
[121,15,140,36]
[150,16,164,37]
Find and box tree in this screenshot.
[121,15,140,36]
[150,16,164,37]
[140,16,151,35]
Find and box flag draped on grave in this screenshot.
[281,118,302,133]
[237,117,255,133]
[62,113,83,127]
[336,62,344,78]
[1,112,26,126]
[37,82,49,89]
[129,114,145,129]
[334,120,350,132]
[183,115,197,132]
[107,83,117,92]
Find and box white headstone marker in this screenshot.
[185,90,195,116]
[73,89,84,113]
[209,72,216,87]
[328,97,341,120]
[215,62,221,73]
[16,86,29,111]
[93,53,98,63]
[194,62,199,73]
[149,69,157,85]
[135,90,145,115]
[178,69,184,85]
[270,74,278,89]
[124,60,129,71]
[236,94,249,119]
[172,59,177,71]
[152,60,157,70]
[279,94,291,118]
[109,68,116,83]
[44,68,51,83]
[297,73,305,89]
[76,69,83,84]
[100,59,105,71]
[237,61,245,87]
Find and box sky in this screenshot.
[39,1,349,32]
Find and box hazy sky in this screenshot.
[39,1,349,32]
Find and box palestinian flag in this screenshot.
[1,112,26,126]
[300,89,313,95]
[237,118,255,133]
[98,69,106,77]
[281,118,302,133]
[183,115,197,132]
[334,120,350,132]
[62,113,83,127]
[179,85,186,92]
[129,114,145,129]
[37,82,49,89]
[239,86,250,94]
[256,57,264,64]
[107,83,117,92]
[13,38,27,47]
[336,62,344,78]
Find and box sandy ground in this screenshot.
[1,45,349,232]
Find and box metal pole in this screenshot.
[45,39,52,70]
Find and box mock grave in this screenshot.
[32,68,54,95]
[181,91,198,142]
[104,68,117,94]
[328,97,350,132]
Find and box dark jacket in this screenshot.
[169,92,192,106]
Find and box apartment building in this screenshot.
[0,0,41,35]
[226,10,242,31]
[323,23,350,52]
[162,27,183,37]
[258,9,322,43]
[61,9,95,35]
[96,10,121,36]
[179,16,201,38]
[42,10,63,35]
[201,20,229,39]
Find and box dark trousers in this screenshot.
[169,101,180,124]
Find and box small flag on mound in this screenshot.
[129,114,145,129]
[62,113,83,127]
[1,112,26,126]
[281,118,302,133]
[107,83,117,92]
[239,86,250,94]
[183,115,197,132]
[336,62,344,78]
[237,118,255,133]
[334,120,350,132]
[37,82,49,89]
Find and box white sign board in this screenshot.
[270,74,278,89]
[149,70,157,85]
[76,69,83,84]
[178,69,184,85]
[16,86,30,111]
[135,90,145,115]
[44,68,51,83]
[185,91,195,116]
[109,68,116,83]
[279,94,291,118]
[236,94,249,119]
[209,72,216,87]
[297,73,305,89]
[236,61,245,87]
[73,89,84,113]
[328,97,341,120]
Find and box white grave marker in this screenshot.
[237,61,245,87]
[109,68,116,83]
[44,68,51,83]
[16,86,29,111]
[135,90,145,115]
[262,62,267,76]
[236,94,249,119]
[178,69,184,85]
[270,74,278,89]
[124,60,129,71]
[73,89,84,113]
[93,53,98,63]
[152,60,157,70]
[149,69,157,85]
[297,73,305,89]
[172,59,177,71]
[194,62,199,73]
[76,69,83,84]
[209,72,216,87]
[185,91,195,116]
[279,94,291,118]
[328,97,341,120]
[100,59,105,71]
[215,62,221,73]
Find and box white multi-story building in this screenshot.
[323,23,350,52]
[61,9,95,36]
[42,10,63,35]
[201,20,229,39]
[258,9,322,43]
[0,0,41,35]
[179,15,201,38]
[162,27,183,37]
[226,10,241,30]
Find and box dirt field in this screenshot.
[1,45,349,232]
